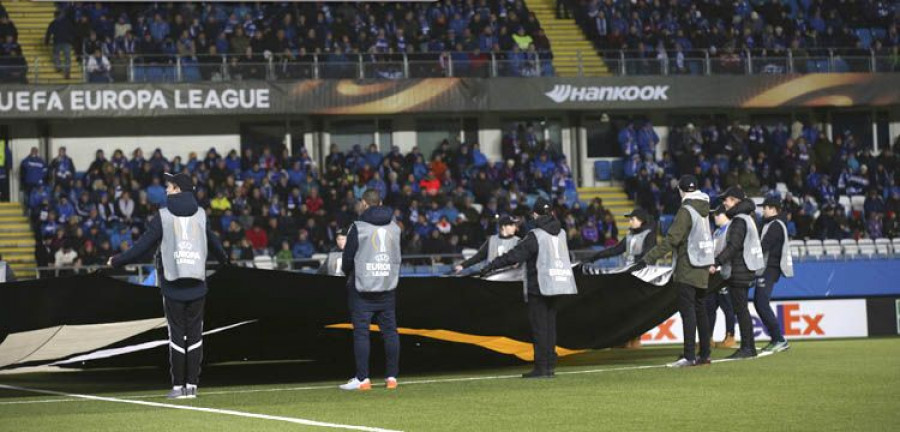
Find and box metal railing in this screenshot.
[6,47,898,84]
[22,246,899,282]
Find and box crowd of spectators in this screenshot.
[21,124,633,270]
[0,6,27,83]
[617,118,900,241]
[572,0,899,74]
[43,1,554,82]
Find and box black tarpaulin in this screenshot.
[0,267,676,369]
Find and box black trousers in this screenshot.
[705,288,735,335]
[728,283,756,352]
[755,267,785,342]
[351,307,400,381]
[527,294,560,373]
[676,283,710,361]
[163,296,204,387]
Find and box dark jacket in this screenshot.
[715,200,758,287]
[317,246,343,275]
[459,234,518,269]
[588,224,656,261]
[760,213,787,268]
[45,17,76,46]
[482,215,561,297]
[110,192,228,301]
[343,205,396,309]
[641,193,711,289]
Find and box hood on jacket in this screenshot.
[763,212,787,226]
[533,214,562,236]
[165,192,199,217]
[360,205,394,226]
[682,191,711,217]
[726,199,757,219]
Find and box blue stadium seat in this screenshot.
[855,28,872,49]
[594,160,611,181]
[611,158,625,180]
[658,214,675,235]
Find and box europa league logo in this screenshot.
[371,228,389,253]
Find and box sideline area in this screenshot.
[0,339,897,431]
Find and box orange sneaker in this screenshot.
[385,377,398,390]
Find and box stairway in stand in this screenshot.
[524,0,609,77]
[0,202,37,279]
[2,0,82,84]
[577,186,633,239]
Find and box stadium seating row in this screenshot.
[790,238,900,259]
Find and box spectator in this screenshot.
[86,48,112,82]
[245,222,268,254]
[19,147,47,196]
[54,243,78,268]
[291,230,315,258]
[45,10,75,79]
[49,147,75,189]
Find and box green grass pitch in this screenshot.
[1,338,898,431]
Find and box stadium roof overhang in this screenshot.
[1,73,897,119]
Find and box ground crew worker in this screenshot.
[580,207,656,349]
[318,228,347,276]
[637,175,714,368]
[757,196,794,353]
[712,187,765,359]
[479,198,577,378]
[339,189,401,391]
[108,172,229,399]
[454,215,520,273]
[706,206,737,349]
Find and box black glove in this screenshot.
[628,261,648,273]
[572,263,584,274]
[478,266,493,278]
[582,264,604,275]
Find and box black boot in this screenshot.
[522,369,552,379]
[727,349,758,360]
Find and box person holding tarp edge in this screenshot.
[479,198,578,378]
[108,172,229,399]
[635,175,715,368]
[454,215,520,274]
[578,207,656,349]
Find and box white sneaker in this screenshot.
[339,378,371,391]
[385,377,398,390]
[666,358,695,368]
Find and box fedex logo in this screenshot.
[752,303,823,338]
[639,299,867,345]
[641,318,677,342]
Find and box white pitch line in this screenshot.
[0,351,777,406]
[0,384,402,432]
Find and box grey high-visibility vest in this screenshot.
[488,235,520,261]
[760,219,794,277]
[733,214,766,272]
[487,235,523,281]
[353,221,401,292]
[684,205,715,267]
[531,228,578,297]
[624,230,651,265]
[159,208,208,282]
[713,222,732,279]
[0,261,6,283]
[324,251,344,276]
